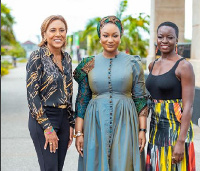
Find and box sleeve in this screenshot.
[26,51,52,129]
[66,55,75,128]
[131,55,148,117]
[75,76,92,119]
[73,56,94,119]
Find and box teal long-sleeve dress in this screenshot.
[74,52,147,171]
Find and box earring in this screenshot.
[44,38,47,42]
[99,40,101,43]
[155,46,159,54]
[175,44,178,54]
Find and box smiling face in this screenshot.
[44,19,67,51]
[100,23,121,53]
[157,26,178,54]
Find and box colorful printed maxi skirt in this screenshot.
[146,99,196,171]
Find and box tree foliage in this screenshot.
[1,3,26,57]
[116,0,128,20]
[1,3,16,45]
[120,13,149,57]
[79,17,102,56]
[9,42,26,58]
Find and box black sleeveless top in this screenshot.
[146,58,185,100]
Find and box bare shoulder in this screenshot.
[179,59,194,72]
[178,59,194,77]
[148,61,154,72]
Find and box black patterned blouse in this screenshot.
[26,46,74,129]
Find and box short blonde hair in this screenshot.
[38,15,68,48]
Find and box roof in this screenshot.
[22,40,36,45]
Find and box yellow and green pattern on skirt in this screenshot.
[146,99,196,171]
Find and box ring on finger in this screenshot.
[49,142,53,145]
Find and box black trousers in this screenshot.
[28,107,70,171]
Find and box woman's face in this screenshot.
[44,19,67,50]
[100,23,121,53]
[157,26,178,54]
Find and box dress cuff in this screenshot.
[69,120,75,128]
[37,117,52,130]
[133,97,148,116]
[138,106,148,117]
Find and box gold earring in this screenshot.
[155,46,159,54]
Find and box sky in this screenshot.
[2,0,192,44]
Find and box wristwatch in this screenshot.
[139,128,147,133]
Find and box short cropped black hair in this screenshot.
[157,21,179,38]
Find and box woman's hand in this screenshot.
[75,135,84,157]
[68,127,74,149]
[44,127,59,153]
[172,140,185,164]
[139,131,146,153]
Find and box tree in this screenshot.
[1,3,26,57]
[120,13,149,57]
[9,42,26,58]
[79,17,102,56]
[116,0,128,20]
[1,3,16,45]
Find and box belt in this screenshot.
[57,104,67,109]
[92,93,132,99]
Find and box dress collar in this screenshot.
[41,45,65,58]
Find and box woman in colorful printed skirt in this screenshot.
[145,21,196,170]
[73,16,148,171]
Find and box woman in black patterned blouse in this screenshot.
[26,15,74,171]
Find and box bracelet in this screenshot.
[139,128,147,133]
[73,132,84,138]
[44,127,54,135]
[75,131,82,134]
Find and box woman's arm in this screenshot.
[131,56,148,153]
[138,116,147,153]
[75,117,84,156]
[26,51,51,130]
[66,54,75,128]
[74,75,92,156]
[65,54,75,149]
[172,61,195,164]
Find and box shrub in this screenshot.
[1,67,9,76]
[1,60,13,76]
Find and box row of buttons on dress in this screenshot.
[108,58,113,160]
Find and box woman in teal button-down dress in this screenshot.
[73,16,148,171]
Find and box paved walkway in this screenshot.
[1,62,200,170]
